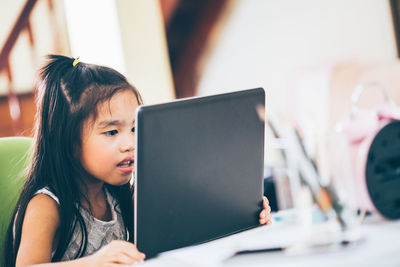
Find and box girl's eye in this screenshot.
[131,127,135,133]
[105,130,118,136]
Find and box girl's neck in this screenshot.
[79,178,112,221]
[87,182,105,203]
[80,176,106,207]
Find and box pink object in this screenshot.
[338,104,400,211]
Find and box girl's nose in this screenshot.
[120,135,135,152]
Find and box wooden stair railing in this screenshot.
[0,0,59,136]
[160,0,228,98]
[0,0,38,135]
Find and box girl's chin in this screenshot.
[113,175,133,186]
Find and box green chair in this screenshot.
[0,137,32,265]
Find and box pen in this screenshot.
[234,238,356,257]
[234,247,284,255]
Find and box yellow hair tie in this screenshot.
[73,58,80,67]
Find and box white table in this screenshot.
[137,210,400,267]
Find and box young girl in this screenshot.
[4,55,272,266]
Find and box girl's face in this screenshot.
[80,89,139,186]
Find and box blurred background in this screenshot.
[2,0,400,136]
[2,0,400,210]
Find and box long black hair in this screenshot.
[4,55,143,266]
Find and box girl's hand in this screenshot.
[259,196,272,225]
[88,240,145,266]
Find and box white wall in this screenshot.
[63,0,126,74]
[65,0,176,104]
[116,0,175,104]
[197,0,398,175]
[197,0,397,117]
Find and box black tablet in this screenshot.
[134,88,265,258]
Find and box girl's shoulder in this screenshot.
[25,187,61,227]
[27,191,60,220]
[35,187,60,205]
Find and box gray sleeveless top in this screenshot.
[35,187,128,261]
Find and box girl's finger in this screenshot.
[267,205,271,213]
[260,212,272,224]
[260,217,272,224]
[260,210,266,218]
[114,241,146,261]
[122,249,145,262]
[263,197,269,208]
[110,252,137,265]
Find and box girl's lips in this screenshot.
[118,165,134,174]
[117,159,134,173]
